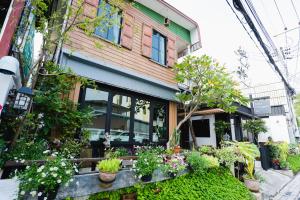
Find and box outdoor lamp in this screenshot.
[13,86,34,111]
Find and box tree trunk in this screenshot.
[188,119,198,149]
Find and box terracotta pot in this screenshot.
[244,178,260,193]
[99,172,117,183]
[122,193,136,200]
[173,146,181,154]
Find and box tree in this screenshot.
[173,55,247,147]
[243,119,267,144]
[295,94,300,117]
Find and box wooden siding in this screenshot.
[169,101,177,137]
[65,1,180,86]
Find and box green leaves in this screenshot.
[243,119,267,135]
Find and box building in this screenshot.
[56,0,201,155]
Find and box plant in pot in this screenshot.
[169,129,181,154]
[17,156,75,199]
[161,155,186,178]
[133,149,161,182]
[97,158,121,183]
[199,145,216,156]
[231,142,260,193]
[268,143,281,169]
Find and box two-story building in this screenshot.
[57,0,201,155]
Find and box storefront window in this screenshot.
[83,88,109,141]
[110,94,131,142]
[152,103,167,143]
[133,99,150,143]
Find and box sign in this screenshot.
[253,97,271,116]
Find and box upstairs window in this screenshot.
[95,0,122,44]
[152,30,166,65]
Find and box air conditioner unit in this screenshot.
[164,18,171,27]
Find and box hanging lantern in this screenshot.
[13,86,34,111]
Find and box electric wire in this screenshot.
[273,0,287,30]
[290,0,300,79]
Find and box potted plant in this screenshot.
[161,155,186,178]
[97,158,121,183]
[133,149,161,182]
[169,129,181,154]
[17,156,75,199]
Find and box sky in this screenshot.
[165,0,300,92]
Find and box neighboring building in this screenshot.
[57,0,201,155]
[179,103,254,148]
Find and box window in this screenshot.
[83,88,109,141]
[152,30,166,65]
[192,119,210,137]
[134,99,150,143]
[110,94,131,142]
[94,0,122,43]
[80,85,169,147]
[0,0,12,33]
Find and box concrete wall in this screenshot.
[190,115,217,147]
[258,116,290,143]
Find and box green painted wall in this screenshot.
[133,2,191,43]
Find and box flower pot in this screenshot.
[243,178,260,193]
[272,163,280,170]
[99,172,117,183]
[168,172,176,178]
[141,174,152,182]
[38,186,59,200]
[173,146,181,154]
[122,193,136,200]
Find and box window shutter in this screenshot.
[141,23,152,58]
[167,37,176,67]
[120,12,135,50]
[83,0,98,18]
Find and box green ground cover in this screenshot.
[287,155,300,174]
[89,168,253,200]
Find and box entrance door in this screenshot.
[191,115,216,147]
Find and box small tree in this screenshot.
[243,119,267,144]
[173,55,247,148]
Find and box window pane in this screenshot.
[152,33,159,49]
[159,36,166,65]
[152,48,159,62]
[152,103,167,143]
[110,94,131,142]
[83,88,108,141]
[134,99,150,143]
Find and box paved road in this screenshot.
[272,173,300,200]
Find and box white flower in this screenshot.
[26,166,30,169]
[20,191,25,195]
[76,181,79,186]
[138,175,142,179]
[30,191,37,197]
[53,167,58,171]
[44,197,47,200]
[41,181,44,184]
[28,178,32,182]
[41,173,46,177]
[14,157,17,160]
[38,192,43,196]
[49,167,54,171]
[52,173,58,178]
[70,178,74,182]
[66,170,71,174]
[43,150,50,154]
[20,159,25,163]
[57,179,61,183]
[74,168,78,173]
[65,182,69,187]
[61,162,66,167]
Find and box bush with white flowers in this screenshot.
[18,155,76,198]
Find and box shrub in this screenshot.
[161,155,186,176]
[288,143,300,155]
[97,159,121,173]
[18,156,75,198]
[186,152,218,173]
[216,146,242,168]
[134,150,162,178]
[105,147,128,159]
[287,155,300,174]
[199,145,216,156]
[89,168,253,200]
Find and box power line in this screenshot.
[232,0,295,95]
[225,0,273,71]
[273,0,287,30]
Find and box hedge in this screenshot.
[287,155,300,174]
[89,168,254,200]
